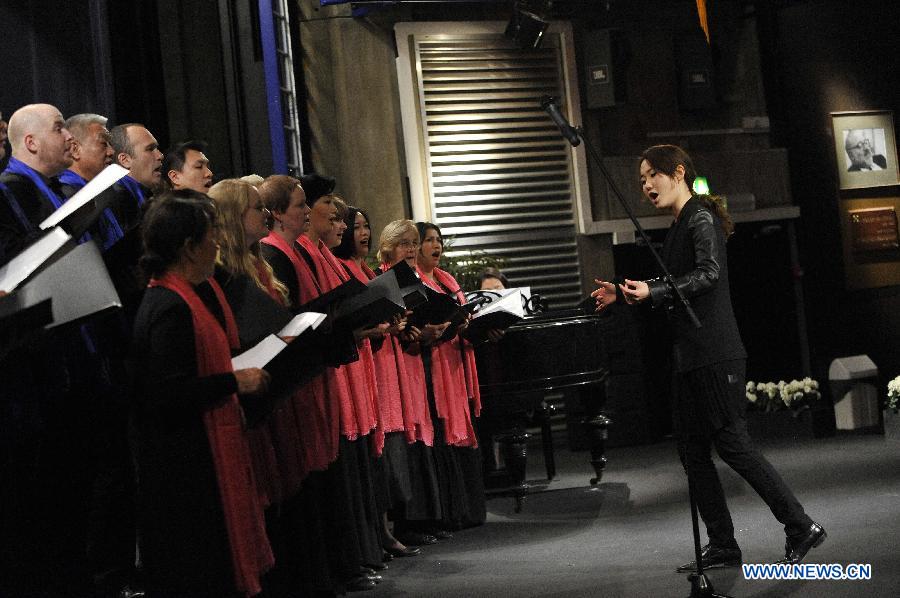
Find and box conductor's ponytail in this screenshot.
[699,194,734,238]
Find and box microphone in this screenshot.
[540,96,580,147]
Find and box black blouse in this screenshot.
[131,284,238,419]
[646,196,746,372]
[260,242,300,309]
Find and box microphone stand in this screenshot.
[541,98,731,598]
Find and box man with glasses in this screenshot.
[845,129,887,171]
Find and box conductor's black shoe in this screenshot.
[676,544,742,572]
[776,522,826,564]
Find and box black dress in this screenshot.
[131,284,240,597]
[420,345,486,531]
[257,245,382,593]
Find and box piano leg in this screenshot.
[584,414,612,485]
[495,427,530,513]
[535,400,557,480]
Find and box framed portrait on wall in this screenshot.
[831,110,899,190]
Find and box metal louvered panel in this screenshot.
[412,31,583,308]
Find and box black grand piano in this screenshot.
[470,295,611,512]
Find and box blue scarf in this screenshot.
[4,157,65,210]
[3,158,91,244]
[119,175,147,206]
[59,169,125,250]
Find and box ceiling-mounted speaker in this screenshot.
[505,7,549,49]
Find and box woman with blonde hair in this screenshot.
[375,219,457,545]
[207,178,302,504]
[208,179,287,305]
[208,178,346,594]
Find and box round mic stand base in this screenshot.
[686,572,732,598]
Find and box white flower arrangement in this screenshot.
[746,378,820,412]
[888,375,900,414]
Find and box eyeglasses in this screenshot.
[251,205,271,217]
[847,139,872,151]
[397,239,419,248]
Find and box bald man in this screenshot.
[0,112,8,165]
[0,103,74,259]
[0,107,116,596]
[845,129,887,172]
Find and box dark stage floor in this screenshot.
[372,433,900,597]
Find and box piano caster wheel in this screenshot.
[590,474,603,486]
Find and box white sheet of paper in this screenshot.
[39,164,130,229]
[278,311,327,337]
[231,334,287,370]
[476,289,525,318]
[0,227,72,293]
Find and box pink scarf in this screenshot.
[260,232,338,479]
[297,235,379,447]
[344,258,437,447]
[148,272,273,597]
[417,266,481,447]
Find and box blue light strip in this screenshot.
[259,0,288,174]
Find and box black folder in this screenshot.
[298,277,367,317]
[39,165,130,239]
[402,285,429,309]
[56,192,111,240]
[240,327,329,427]
[408,287,466,329]
[461,310,522,344]
[387,259,420,288]
[332,268,407,331]
[216,270,294,349]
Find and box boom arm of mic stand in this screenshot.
[572,126,702,329]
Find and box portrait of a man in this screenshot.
[843,128,888,172]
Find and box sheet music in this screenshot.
[475,289,525,319]
[0,227,72,293]
[39,164,129,229]
[466,287,530,308]
[231,334,288,370]
[278,311,327,337]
